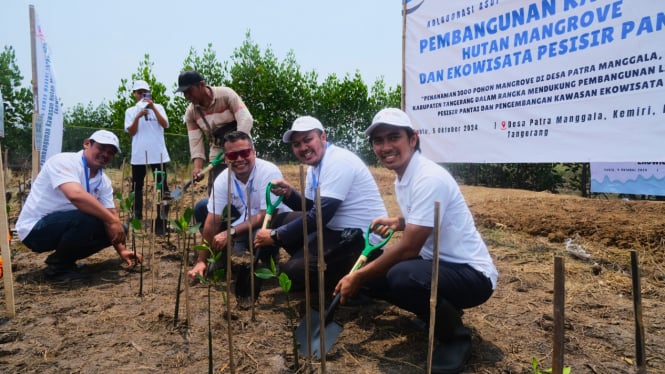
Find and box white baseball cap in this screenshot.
[132,80,150,92]
[282,116,324,143]
[90,130,121,153]
[364,108,413,136]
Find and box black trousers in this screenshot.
[131,163,169,219]
[272,212,364,293]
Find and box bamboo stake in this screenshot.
[300,165,312,365]
[247,183,256,321]
[552,256,565,374]
[0,144,16,317]
[426,201,441,373]
[630,250,646,374]
[225,168,236,373]
[315,186,327,371]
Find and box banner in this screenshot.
[34,11,63,166]
[591,162,665,196]
[404,0,665,163]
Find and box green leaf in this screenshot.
[130,217,142,230]
[278,272,292,293]
[187,223,202,234]
[194,244,210,252]
[255,268,275,280]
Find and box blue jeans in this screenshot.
[22,210,118,267]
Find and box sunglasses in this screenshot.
[225,148,253,161]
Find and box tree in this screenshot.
[0,46,33,169]
[62,102,112,152]
[227,32,318,162]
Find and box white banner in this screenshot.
[34,12,63,166]
[404,0,665,163]
[591,162,665,196]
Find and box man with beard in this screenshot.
[253,116,387,293]
[16,130,142,281]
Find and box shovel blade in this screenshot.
[295,309,343,359]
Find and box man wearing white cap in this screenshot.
[124,79,171,235]
[254,116,387,292]
[334,108,498,373]
[16,130,142,281]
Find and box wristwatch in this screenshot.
[228,227,236,237]
[270,229,281,245]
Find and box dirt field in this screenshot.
[1,164,663,373]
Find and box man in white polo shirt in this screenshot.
[334,108,498,373]
[124,79,171,235]
[16,130,142,281]
[254,116,387,292]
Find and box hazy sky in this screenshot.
[1,0,403,110]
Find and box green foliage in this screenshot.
[171,207,201,235]
[531,357,571,374]
[0,46,33,166]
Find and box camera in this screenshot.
[143,93,152,99]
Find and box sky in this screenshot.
[1,0,403,111]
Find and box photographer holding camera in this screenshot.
[124,80,171,235]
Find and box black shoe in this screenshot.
[431,335,472,374]
[44,265,90,281]
[154,220,166,237]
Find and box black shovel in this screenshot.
[295,224,393,358]
[234,182,284,303]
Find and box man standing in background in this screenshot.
[176,70,253,193]
[124,80,171,235]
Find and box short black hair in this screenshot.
[223,131,254,147]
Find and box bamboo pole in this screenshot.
[630,250,646,374]
[300,165,312,365]
[426,201,441,373]
[247,184,256,321]
[401,0,407,110]
[315,187,327,371]
[225,168,236,373]
[29,5,40,181]
[0,144,16,318]
[552,256,565,374]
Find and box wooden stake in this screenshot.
[300,165,312,365]
[247,183,255,321]
[225,168,236,373]
[552,256,565,374]
[630,250,646,374]
[0,144,16,318]
[426,201,440,373]
[315,187,327,371]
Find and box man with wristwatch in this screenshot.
[254,116,387,293]
[187,131,289,282]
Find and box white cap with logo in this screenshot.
[364,108,413,136]
[282,116,324,143]
[90,130,121,153]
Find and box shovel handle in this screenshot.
[361,223,394,258]
[194,151,225,180]
[324,293,342,324]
